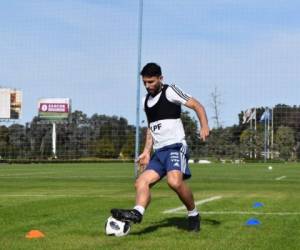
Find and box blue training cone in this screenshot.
[246,218,261,226]
[253,202,264,208]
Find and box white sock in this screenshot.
[188,207,199,217]
[134,205,145,215]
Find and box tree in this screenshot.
[121,127,135,158]
[206,127,239,159]
[56,111,92,159]
[26,117,52,159]
[181,111,199,157]
[0,126,9,159]
[88,114,129,158]
[95,137,116,158]
[210,86,222,128]
[240,128,264,159]
[8,124,27,159]
[273,105,300,159]
[274,126,295,161]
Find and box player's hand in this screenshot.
[136,151,150,173]
[200,126,210,141]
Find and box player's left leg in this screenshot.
[167,170,200,232]
[163,143,200,232]
[167,170,195,210]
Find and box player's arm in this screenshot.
[137,128,153,171]
[167,84,210,141]
[184,98,210,141]
[143,128,153,154]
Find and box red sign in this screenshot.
[39,103,69,113]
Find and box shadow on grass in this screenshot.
[131,216,221,235]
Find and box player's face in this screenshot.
[142,76,163,96]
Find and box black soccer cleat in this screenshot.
[188,214,201,232]
[111,208,143,224]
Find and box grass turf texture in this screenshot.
[0,163,299,250]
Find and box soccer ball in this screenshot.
[105,216,131,237]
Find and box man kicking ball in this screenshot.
[111,62,209,232]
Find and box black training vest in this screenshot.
[144,84,181,124]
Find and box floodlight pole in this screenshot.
[52,122,57,159]
[264,108,267,163]
[134,0,143,178]
[271,108,274,159]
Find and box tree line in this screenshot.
[0,111,138,160]
[0,104,299,161]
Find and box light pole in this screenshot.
[135,0,143,178]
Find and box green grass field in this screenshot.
[0,163,299,250]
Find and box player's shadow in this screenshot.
[131,217,220,235]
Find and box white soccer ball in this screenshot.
[105,216,130,237]
[268,166,273,170]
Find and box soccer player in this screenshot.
[111,62,209,232]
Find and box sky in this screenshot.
[1,0,300,127]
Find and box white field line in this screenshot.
[276,176,287,181]
[0,172,56,177]
[0,194,134,198]
[174,211,300,216]
[0,175,131,179]
[163,196,222,214]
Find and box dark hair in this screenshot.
[140,63,162,77]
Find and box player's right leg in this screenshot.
[135,169,161,209]
[111,169,161,223]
